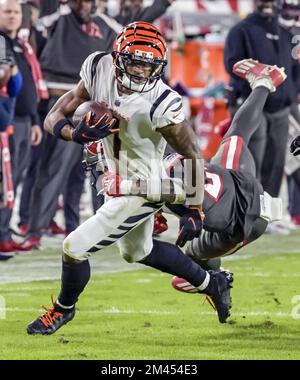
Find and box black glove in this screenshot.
[72,111,119,144]
[176,207,204,248]
[290,136,300,156]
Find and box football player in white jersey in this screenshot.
[27,22,233,335]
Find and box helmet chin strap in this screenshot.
[114,56,162,93]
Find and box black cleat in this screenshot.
[27,299,75,335]
[204,270,233,323]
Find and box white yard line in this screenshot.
[1,307,295,319]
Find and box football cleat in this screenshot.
[0,241,17,260]
[27,298,75,335]
[17,223,29,236]
[172,276,199,293]
[204,270,233,324]
[172,270,233,323]
[47,220,65,236]
[291,215,300,226]
[17,236,41,251]
[233,59,286,92]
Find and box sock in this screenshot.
[56,258,91,311]
[138,240,209,288]
[251,77,275,92]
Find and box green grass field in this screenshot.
[0,230,300,360]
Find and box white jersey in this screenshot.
[80,52,185,180]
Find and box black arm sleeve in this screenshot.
[115,0,171,25]
[30,112,40,126]
[40,0,60,17]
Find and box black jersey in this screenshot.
[203,164,263,239]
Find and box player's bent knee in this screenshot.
[63,235,90,262]
[119,246,151,263]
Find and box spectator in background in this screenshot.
[0,57,23,259]
[20,0,46,57]
[224,0,300,235]
[19,0,98,250]
[0,57,23,130]
[0,0,42,256]
[16,0,63,237]
[20,0,175,250]
[278,0,300,227]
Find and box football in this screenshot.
[73,100,113,126]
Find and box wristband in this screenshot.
[53,118,74,140]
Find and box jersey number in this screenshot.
[205,171,222,201]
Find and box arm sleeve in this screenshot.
[30,112,40,126]
[152,91,185,129]
[39,0,60,17]
[116,0,171,25]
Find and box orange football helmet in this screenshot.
[113,21,167,93]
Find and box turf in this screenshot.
[0,232,300,360]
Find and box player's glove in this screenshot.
[175,206,205,248]
[72,111,119,144]
[102,172,122,197]
[290,135,300,156]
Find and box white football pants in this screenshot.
[63,196,162,262]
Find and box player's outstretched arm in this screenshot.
[44,80,90,141]
[159,120,205,210]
